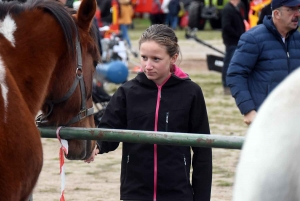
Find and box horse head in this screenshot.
[37,0,100,160]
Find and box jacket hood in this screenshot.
[172,65,189,79]
[136,65,190,87]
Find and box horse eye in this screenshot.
[93,61,98,68]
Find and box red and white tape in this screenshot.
[56,126,68,201]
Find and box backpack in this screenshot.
[168,0,180,15]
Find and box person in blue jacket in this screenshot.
[226,0,300,125]
[85,24,212,201]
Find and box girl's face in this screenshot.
[140,40,178,86]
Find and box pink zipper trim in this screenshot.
[153,75,171,201]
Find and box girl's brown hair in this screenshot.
[138,24,180,58]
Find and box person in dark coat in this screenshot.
[257,3,272,24]
[85,24,212,201]
[98,0,113,26]
[149,0,165,25]
[227,0,300,125]
[221,0,246,95]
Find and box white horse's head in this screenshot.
[232,68,300,201]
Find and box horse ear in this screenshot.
[76,0,96,31]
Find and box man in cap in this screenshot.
[226,0,300,125]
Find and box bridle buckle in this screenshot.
[79,109,87,120]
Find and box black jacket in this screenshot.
[222,2,245,47]
[257,3,271,25]
[98,67,212,201]
[98,0,112,24]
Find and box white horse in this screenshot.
[232,67,300,201]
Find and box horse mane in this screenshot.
[2,0,101,61]
[0,0,76,55]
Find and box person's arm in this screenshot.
[84,87,127,162]
[98,86,128,154]
[190,86,212,201]
[226,32,259,115]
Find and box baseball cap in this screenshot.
[271,0,300,10]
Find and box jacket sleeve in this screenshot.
[97,86,127,154]
[190,86,212,201]
[226,32,259,115]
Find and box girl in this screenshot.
[87,24,212,201]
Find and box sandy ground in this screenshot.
[32,39,247,201]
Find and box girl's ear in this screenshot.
[171,53,178,65]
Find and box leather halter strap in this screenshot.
[36,32,94,126]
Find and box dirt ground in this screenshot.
[32,39,247,201]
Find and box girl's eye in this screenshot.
[141,56,147,60]
[153,57,160,61]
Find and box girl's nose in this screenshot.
[145,60,153,69]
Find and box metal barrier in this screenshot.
[39,127,244,150]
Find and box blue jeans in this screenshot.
[120,24,131,48]
[222,45,236,87]
[165,14,178,30]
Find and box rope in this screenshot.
[56,126,68,201]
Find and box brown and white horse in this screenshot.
[0,0,100,200]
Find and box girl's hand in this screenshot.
[84,145,100,163]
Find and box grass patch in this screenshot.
[213,166,234,176]
[213,166,227,174]
[86,171,99,175]
[216,180,233,187]
[96,160,120,172]
[222,172,235,178]
[188,72,247,135]
[132,18,151,30]
[73,187,90,191]
[38,187,58,193]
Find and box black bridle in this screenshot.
[36,33,94,127]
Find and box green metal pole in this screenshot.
[39,127,244,149]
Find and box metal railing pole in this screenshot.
[39,127,244,149]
